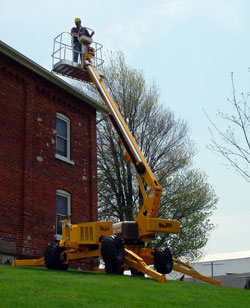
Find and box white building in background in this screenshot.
[185,250,250,289]
[193,250,250,277]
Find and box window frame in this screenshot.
[55,113,74,165]
[55,189,71,241]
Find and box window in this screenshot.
[56,190,71,239]
[55,113,74,165]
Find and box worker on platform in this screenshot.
[71,18,95,63]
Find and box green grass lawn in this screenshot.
[0,265,249,308]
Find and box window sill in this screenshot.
[55,154,74,165]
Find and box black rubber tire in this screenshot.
[105,264,124,275]
[44,243,68,270]
[130,268,144,277]
[154,247,173,274]
[101,235,125,274]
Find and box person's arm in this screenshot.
[80,27,95,38]
[71,27,78,37]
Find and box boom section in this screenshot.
[84,60,163,234]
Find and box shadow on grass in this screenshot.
[11,265,108,277]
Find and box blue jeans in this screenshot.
[73,42,82,63]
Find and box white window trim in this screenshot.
[55,113,74,165]
[55,189,71,241]
[55,153,74,165]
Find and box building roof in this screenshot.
[199,250,250,263]
[0,40,107,114]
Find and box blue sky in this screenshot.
[1,0,250,255]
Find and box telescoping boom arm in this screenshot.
[83,58,180,239]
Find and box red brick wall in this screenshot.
[0,53,98,260]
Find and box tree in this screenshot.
[90,51,217,259]
[157,170,217,260]
[206,73,250,182]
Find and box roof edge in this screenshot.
[198,250,250,263]
[0,40,107,114]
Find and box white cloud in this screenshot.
[100,0,247,57]
[193,0,246,34]
[101,0,195,52]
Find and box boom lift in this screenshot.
[12,32,220,286]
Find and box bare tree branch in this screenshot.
[205,72,250,182]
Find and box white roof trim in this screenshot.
[199,250,250,263]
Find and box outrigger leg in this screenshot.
[124,249,166,283]
[11,257,45,267]
[172,258,221,286]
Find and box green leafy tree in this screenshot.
[157,170,217,260]
[84,51,217,260]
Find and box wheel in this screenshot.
[130,268,144,277]
[105,264,124,275]
[154,247,173,274]
[101,235,125,274]
[44,243,68,270]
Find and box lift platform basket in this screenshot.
[51,31,104,83]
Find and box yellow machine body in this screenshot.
[56,219,113,264]
[61,219,113,247]
[145,218,180,234]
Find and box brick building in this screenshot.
[0,41,106,265]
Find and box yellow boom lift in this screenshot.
[12,31,220,286]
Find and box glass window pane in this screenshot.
[56,137,67,157]
[56,118,67,139]
[57,195,68,215]
[56,194,68,235]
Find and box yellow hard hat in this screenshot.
[75,18,81,23]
